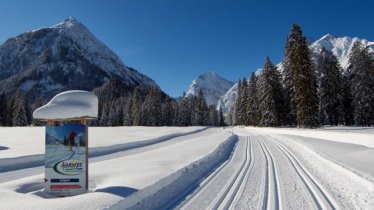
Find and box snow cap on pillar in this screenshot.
[33,90,98,120]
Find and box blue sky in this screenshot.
[0,0,373,97]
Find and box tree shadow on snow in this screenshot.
[0,146,9,151]
[95,186,138,198]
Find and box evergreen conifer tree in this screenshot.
[317,47,344,125]
[0,92,7,126]
[284,24,319,128]
[348,41,374,126]
[257,57,279,126]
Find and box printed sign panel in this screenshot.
[45,123,87,196]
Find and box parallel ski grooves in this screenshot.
[271,138,339,210]
[258,137,282,210]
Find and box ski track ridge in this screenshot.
[209,136,252,210]
[269,137,340,210]
[258,136,282,210]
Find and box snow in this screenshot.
[310,34,374,71]
[33,90,98,120]
[216,82,238,115]
[186,71,234,106]
[0,127,233,210]
[0,126,204,158]
[0,126,373,209]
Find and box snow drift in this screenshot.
[33,90,98,120]
[109,135,238,210]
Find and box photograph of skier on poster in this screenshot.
[67,131,77,151]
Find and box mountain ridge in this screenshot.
[0,17,158,101]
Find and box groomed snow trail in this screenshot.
[176,128,341,210]
[178,136,252,210]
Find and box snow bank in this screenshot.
[108,135,238,210]
[33,90,98,120]
[0,127,207,173]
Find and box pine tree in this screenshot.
[246,73,259,126]
[236,78,248,125]
[123,98,133,126]
[284,24,319,128]
[131,87,142,126]
[218,107,225,126]
[107,101,117,126]
[342,70,354,125]
[32,96,44,126]
[257,57,279,126]
[12,90,29,126]
[196,90,208,126]
[348,41,374,126]
[177,97,191,126]
[317,47,344,125]
[162,98,174,126]
[0,92,7,126]
[99,102,110,126]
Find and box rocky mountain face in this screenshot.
[185,71,234,106]
[0,17,157,101]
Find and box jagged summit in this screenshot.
[319,33,336,41]
[310,34,374,70]
[52,17,82,28]
[0,17,158,101]
[186,71,234,106]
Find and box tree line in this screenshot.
[91,84,225,127]
[228,24,374,127]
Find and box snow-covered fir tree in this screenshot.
[246,73,259,126]
[0,92,8,126]
[348,41,374,126]
[285,24,319,128]
[257,57,280,126]
[131,87,142,126]
[317,47,344,125]
[11,90,29,126]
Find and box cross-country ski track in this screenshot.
[1,126,374,209]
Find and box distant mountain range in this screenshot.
[185,34,374,115]
[1,17,373,116]
[0,17,157,101]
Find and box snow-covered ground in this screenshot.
[0,126,373,210]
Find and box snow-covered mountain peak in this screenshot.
[310,34,374,70]
[186,71,234,106]
[0,17,158,100]
[319,33,336,41]
[52,16,82,29]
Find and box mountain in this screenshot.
[185,71,234,106]
[0,17,157,101]
[217,34,374,116]
[309,34,374,71]
[216,82,238,115]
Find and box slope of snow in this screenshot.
[310,34,374,71]
[216,82,238,115]
[0,126,204,159]
[0,126,373,209]
[186,71,234,106]
[0,128,233,210]
[33,90,98,120]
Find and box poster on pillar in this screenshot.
[45,123,88,196]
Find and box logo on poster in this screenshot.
[53,160,84,175]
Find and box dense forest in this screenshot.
[228,24,374,127]
[0,24,373,127]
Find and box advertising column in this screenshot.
[44,123,88,196]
